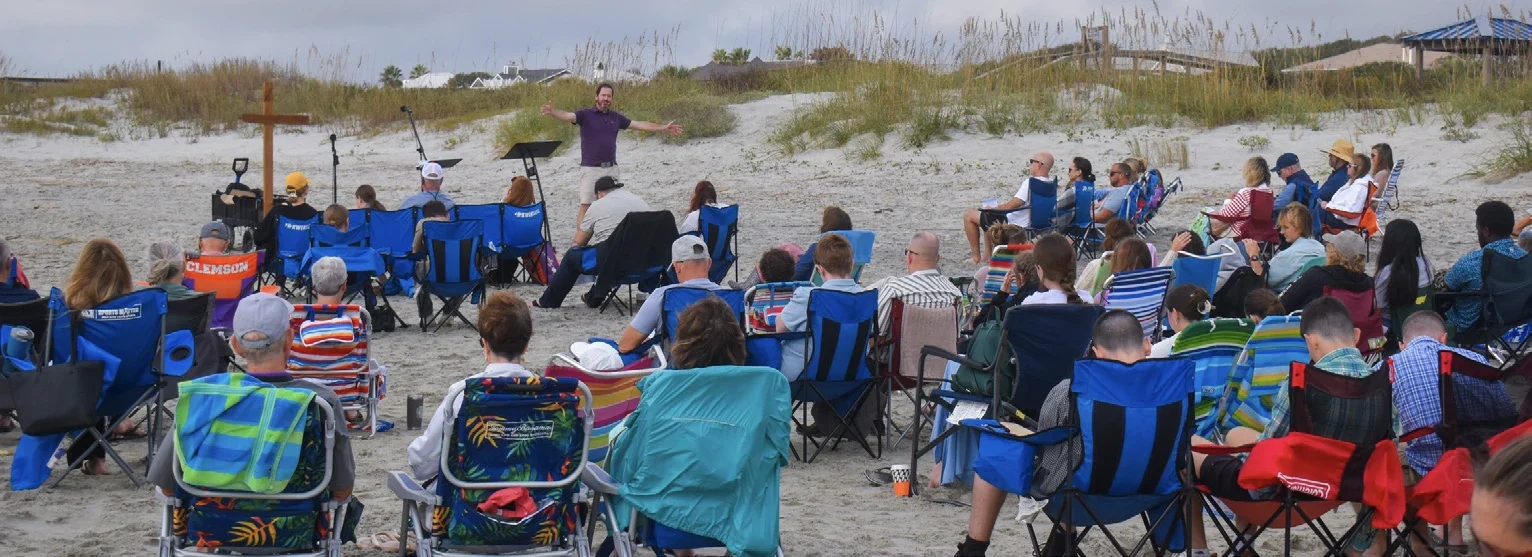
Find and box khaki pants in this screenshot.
[579,165,620,204]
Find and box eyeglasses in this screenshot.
[904,249,921,257]
[1028,159,1041,166]
[1109,171,1123,176]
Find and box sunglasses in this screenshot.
[1109,171,1123,176]
[1028,159,1041,166]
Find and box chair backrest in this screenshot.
[1288,361,1392,446]
[1170,244,1237,297]
[286,304,370,376]
[51,287,168,412]
[1374,159,1404,221]
[0,297,51,363]
[358,208,421,283]
[184,251,262,330]
[1102,267,1175,340]
[1432,350,1521,450]
[1073,181,1096,228]
[421,220,485,286]
[1001,302,1104,417]
[827,230,876,266]
[746,281,811,334]
[1169,318,1256,428]
[309,223,369,248]
[699,204,740,283]
[1322,285,1387,357]
[596,211,679,287]
[1482,249,1532,329]
[1237,189,1281,244]
[276,215,318,258]
[1223,315,1305,432]
[1293,256,1327,281]
[503,202,549,255]
[888,298,961,380]
[435,376,590,547]
[802,288,879,382]
[1029,189,1056,231]
[1070,358,1195,496]
[544,355,656,463]
[166,292,215,334]
[453,203,506,253]
[980,244,1026,305]
[659,287,746,346]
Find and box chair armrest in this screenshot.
[919,346,983,371]
[1189,443,1256,455]
[581,462,622,495]
[387,470,434,504]
[960,420,1077,446]
[1400,427,1434,443]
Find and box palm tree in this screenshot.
[379,65,403,88]
[409,64,429,79]
[728,47,751,64]
[711,49,728,64]
[775,45,793,61]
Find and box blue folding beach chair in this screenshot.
[388,376,595,557]
[969,357,1196,556]
[1065,182,1103,260]
[697,204,740,283]
[584,365,788,557]
[810,230,875,285]
[1167,318,1256,436]
[273,215,319,296]
[1026,191,1058,237]
[418,220,486,333]
[1169,243,1238,298]
[657,287,745,348]
[155,378,347,557]
[357,207,421,297]
[309,223,370,248]
[45,287,170,488]
[1101,267,1175,341]
[791,288,880,462]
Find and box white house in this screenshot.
[402,72,455,89]
[468,64,572,89]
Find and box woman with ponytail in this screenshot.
[1151,284,1212,357]
[141,241,196,300]
[1027,233,1086,305]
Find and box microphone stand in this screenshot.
[401,106,428,166]
[329,134,340,204]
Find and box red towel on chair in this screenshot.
[477,487,536,519]
[1238,433,1404,528]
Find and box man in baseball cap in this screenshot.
[1271,152,1320,223]
[199,221,233,255]
[613,235,720,353]
[401,161,456,210]
[145,292,357,500]
[1278,230,1373,311]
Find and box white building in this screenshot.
[402,72,455,89]
[468,64,572,89]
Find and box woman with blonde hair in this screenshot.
[1203,156,1273,239]
[503,176,536,207]
[141,241,196,300]
[62,238,138,475]
[323,204,349,232]
[1244,202,1327,291]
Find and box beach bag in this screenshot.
[5,359,104,436]
[951,317,1012,397]
[525,242,559,286]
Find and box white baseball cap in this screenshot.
[421,161,444,180]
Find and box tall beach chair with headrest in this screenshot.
[791,288,880,462]
[1170,243,1239,298]
[1100,267,1176,341]
[810,230,876,285]
[387,376,595,556]
[967,357,1198,556]
[583,365,788,557]
[287,304,385,436]
[544,355,658,464]
[1211,315,1306,436]
[1169,318,1256,437]
[978,243,1031,306]
[1365,159,1404,255]
[44,287,169,488]
[155,374,348,557]
[419,220,487,333]
[186,251,263,330]
[698,204,740,283]
[874,296,962,449]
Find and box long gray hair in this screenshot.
[145,241,185,285]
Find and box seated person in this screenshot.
[970,224,1026,295]
[973,250,1039,324]
[148,293,355,501]
[777,233,864,382]
[410,200,452,256]
[793,206,853,282]
[1151,284,1212,357]
[671,296,746,370]
[1203,156,1273,239]
[1443,201,1527,333]
[1471,437,1532,556]
[323,204,349,232]
[1271,153,1318,222]
[1374,219,1433,322]
[407,291,537,481]
[142,241,198,300]
[535,177,650,309]
[953,309,1150,557]
[680,180,723,235]
[253,172,319,258]
[1091,162,1135,224]
[1385,311,1517,554]
[310,256,348,306]
[356,184,386,211]
[1243,288,1284,322]
[1320,153,1373,231]
[1083,236,1152,300]
[744,249,802,333]
[1316,139,1354,202]
[1278,230,1372,311]
[1052,157,1095,226]
[400,162,456,210]
[615,236,722,353]
[962,151,1055,263]
[872,232,963,333]
[1157,230,1206,268]
[1187,296,1381,553]
[1244,203,1326,292]
[503,176,535,207]
[0,237,39,304]
[1075,218,1136,294]
[198,222,232,256]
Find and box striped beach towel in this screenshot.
[1169,318,1255,436]
[544,356,657,463]
[1217,315,1305,434]
[287,305,370,402]
[174,373,315,493]
[1101,267,1175,340]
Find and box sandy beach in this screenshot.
[0,92,1521,556]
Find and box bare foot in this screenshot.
[81,457,110,475]
[927,462,943,489]
[969,255,982,265]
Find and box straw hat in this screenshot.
[1320,139,1355,162]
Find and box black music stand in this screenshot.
[417,158,463,169]
[501,141,562,243]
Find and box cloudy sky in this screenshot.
[3,0,1527,79]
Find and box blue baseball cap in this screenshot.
[1275,153,1300,171]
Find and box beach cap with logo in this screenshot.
[284,172,310,195]
[1323,230,1367,263]
[1321,139,1355,163]
[200,221,231,241]
[672,235,709,263]
[421,161,444,180]
[232,293,294,350]
[1275,153,1300,172]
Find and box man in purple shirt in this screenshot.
[541,83,682,237]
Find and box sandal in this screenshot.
[362,532,417,552]
[109,425,149,441]
[864,467,894,486]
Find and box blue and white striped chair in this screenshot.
[1100,267,1175,341]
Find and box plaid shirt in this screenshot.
[1444,238,1528,331]
[1391,337,1518,475]
[1259,347,1382,442]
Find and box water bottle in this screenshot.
[406,394,425,430]
[3,326,33,376]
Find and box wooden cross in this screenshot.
[239,81,312,216]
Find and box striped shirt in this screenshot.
[1206,184,1271,239]
[875,269,963,333]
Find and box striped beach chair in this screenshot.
[745,281,811,335]
[978,244,1032,306]
[1168,318,1256,437]
[286,304,386,437]
[544,354,658,464]
[1100,267,1175,341]
[1212,315,1306,435]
